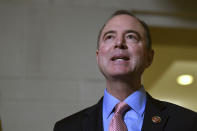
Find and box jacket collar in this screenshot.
[142,93,169,131]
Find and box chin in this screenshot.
[108,71,131,77]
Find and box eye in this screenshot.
[105,35,114,40]
[104,34,115,41]
[127,34,135,39]
[126,34,139,43]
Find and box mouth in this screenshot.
[111,55,130,61]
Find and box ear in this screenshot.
[146,49,154,67]
[96,49,99,63]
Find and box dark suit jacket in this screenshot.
[54,93,197,131]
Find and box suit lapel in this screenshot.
[142,93,169,131]
[83,97,104,131]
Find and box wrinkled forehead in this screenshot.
[100,14,145,39]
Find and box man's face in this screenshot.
[96,14,154,79]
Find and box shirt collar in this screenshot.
[124,87,146,117]
[103,88,120,119]
[103,86,146,119]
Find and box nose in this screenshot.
[115,36,127,49]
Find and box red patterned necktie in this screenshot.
[109,102,130,131]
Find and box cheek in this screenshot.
[98,45,111,57]
[129,46,146,64]
[128,45,142,57]
[98,47,109,62]
[99,43,110,51]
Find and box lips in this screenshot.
[111,55,130,61]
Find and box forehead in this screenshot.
[101,14,145,36]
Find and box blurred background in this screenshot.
[0,0,197,131]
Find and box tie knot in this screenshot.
[114,102,130,115]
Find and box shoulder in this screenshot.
[53,98,103,131]
[162,100,197,130]
[160,100,197,121]
[147,93,197,116]
[147,94,197,130]
[151,96,197,117]
[54,107,91,131]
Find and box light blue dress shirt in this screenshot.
[102,87,147,131]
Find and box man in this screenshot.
[54,10,197,131]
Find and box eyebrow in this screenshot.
[102,30,141,40]
[125,30,141,40]
[102,30,116,38]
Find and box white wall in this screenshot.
[0,3,112,131]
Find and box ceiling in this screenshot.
[1,0,197,28]
[148,60,197,111]
[143,26,197,111]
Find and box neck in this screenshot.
[106,76,141,101]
